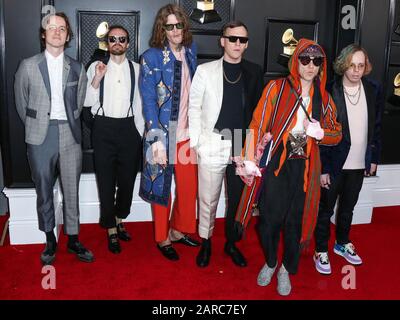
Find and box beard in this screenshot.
[110,46,127,56]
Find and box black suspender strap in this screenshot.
[127,60,135,117]
[97,58,136,118]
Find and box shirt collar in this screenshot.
[108,57,128,68]
[45,50,64,63]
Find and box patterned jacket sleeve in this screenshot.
[319,93,342,146]
[243,80,277,161]
[139,51,162,139]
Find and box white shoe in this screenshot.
[257,263,277,286]
[277,265,291,296]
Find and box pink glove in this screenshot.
[305,119,324,140]
[232,157,261,186]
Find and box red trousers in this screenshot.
[151,140,198,242]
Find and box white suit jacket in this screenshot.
[188,58,232,170]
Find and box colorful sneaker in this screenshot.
[334,242,362,265]
[313,252,332,275]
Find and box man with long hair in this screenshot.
[314,44,382,274]
[139,4,199,261]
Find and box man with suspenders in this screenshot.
[84,25,144,254]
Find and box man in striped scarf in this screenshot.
[239,39,342,295]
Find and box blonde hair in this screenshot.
[333,44,372,76]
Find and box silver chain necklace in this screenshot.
[344,83,361,105]
[223,68,242,84]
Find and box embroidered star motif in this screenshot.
[162,48,170,65]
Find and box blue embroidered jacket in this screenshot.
[139,43,197,206]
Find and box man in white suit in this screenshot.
[189,21,264,267]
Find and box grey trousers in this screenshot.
[27,120,82,235]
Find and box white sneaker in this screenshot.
[257,263,277,286]
[277,265,291,296]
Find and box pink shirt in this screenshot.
[174,48,191,143]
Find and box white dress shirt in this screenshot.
[84,58,132,118]
[45,50,67,120]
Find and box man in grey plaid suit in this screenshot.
[14,12,94,265]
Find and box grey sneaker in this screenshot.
[277,265,291,296]
[257,263,277,286]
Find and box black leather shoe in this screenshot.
[117,223,132,241]
[172,235,200,247]
[224,243,247,267]
[67,241,95,263]
[40,241,57,265]
[108,233,121,254]
[196,243,211,267]
[157,244,179,261]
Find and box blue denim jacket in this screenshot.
[139,43,197,206]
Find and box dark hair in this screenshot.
[106,25,130,43]
[40,12,73,47]
[222,20,248,36]
[333,44,372,76]
[149,4,192,48]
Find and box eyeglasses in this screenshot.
[108,36,127,44]
[299,56,324,67]
[349,63,365,71]
[164,23,184,31]
[47,25,67,33]
[222,36,249,44]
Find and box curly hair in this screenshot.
[149,4,192,48]
[40,12,73,48]
[333,44,372,76]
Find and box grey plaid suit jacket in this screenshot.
[14,52,87,145]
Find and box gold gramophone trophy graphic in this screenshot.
[189,0,222,24]
[394,73,400,97]
[388,73,400,106]
[277,28,299,68]
[86,21,110,68]
[282,28,298,56]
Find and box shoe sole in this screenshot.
[333,248,362,265]
[67,249,95,263]
[313,256,332,275]
[41,255,56,266]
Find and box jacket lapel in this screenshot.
[62,55,71,92]
[38,53,51,98]
[362,78,375,143]
[335,80,351,143]
[215,58,224,113]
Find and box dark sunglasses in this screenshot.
[299,56,324,67]
[222,36,249,44]
[164,22,184,31]
[108,36,127,44]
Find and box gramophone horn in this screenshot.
[96,21,109,39]
[282,28,297,45]
[394,73,400,87]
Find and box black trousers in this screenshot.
[92,115,142,228]
[314,169,364,252]
[225,163,245,243]
[258,144,306,274]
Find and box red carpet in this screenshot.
[0,206,399,300]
